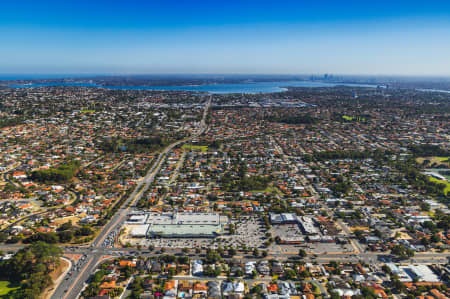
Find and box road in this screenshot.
[2,186,81,231]
[3,172,20,189]
[50,96,211,299]
[169,151,186,184]
[1,242,447,264]
[60,246,448,264]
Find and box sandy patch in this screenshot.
[350,226,369,231]
[52,215,85,226]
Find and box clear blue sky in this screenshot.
[1,0,450,75]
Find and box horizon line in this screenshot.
[1,73,450,78]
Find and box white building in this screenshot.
[192,260,203,276]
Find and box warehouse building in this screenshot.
[269,213,298,224]
[126,213,148,224]
[298,216,319,235]
[130,224,150,238]
[125,212,228,238]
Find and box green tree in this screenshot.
[284,269,297,280]
[0,242,63,298]
[57,230,73,243]
[391,244,414,259]
[253,248,259,257]
[228,248,236,257]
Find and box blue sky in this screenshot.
[1,0,450,75]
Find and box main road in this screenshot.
[60,246,449,263]
[50,97,211,299]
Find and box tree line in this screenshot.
[266,114,318,125]
[0,117,24,128]
[309,149,392,161]
[31,160,81,183]
[408,144,449,157]
[99,136,169,153]
[0,242,63,298]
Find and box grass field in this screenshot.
[0,281,19,296]
[428,176,450,195]
[249,186,277,193]
[80,110,95,113]
[417,156,450,166]
[436,157,450,162]
[182,144,208,152]
[342,115,366,121]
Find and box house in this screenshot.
[207,281,221,298]
[151,261,163,273]
[142,279,155,290]
[119,260,136,268]
[164,280,178,298]
[192,260,203,276]
[272,262,284,275]
[193,282,208,296]
[233,282,245,293]
[178,281,193,298]
[12,171,27,179]
[257,261,270,275]
[245,261,256,275]
[430,289,447,299]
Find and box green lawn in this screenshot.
[342,115,354,121]
[249,186,277,193]
[342,115,366,121]
[80,110,95,113]
[0,281,19,296]
[417,156,450,167]
[434,156,449,162]
[428,176,450,195]
[182,144,208,152]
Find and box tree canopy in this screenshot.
[0,242,63,298]
[31,160,80,183]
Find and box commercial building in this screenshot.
[126,213,148,224]
[126,212,228,238]
[130,224,150,238]
[269,213,298,224]
[298,216,319,235]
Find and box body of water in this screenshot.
[6,80,377,94]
